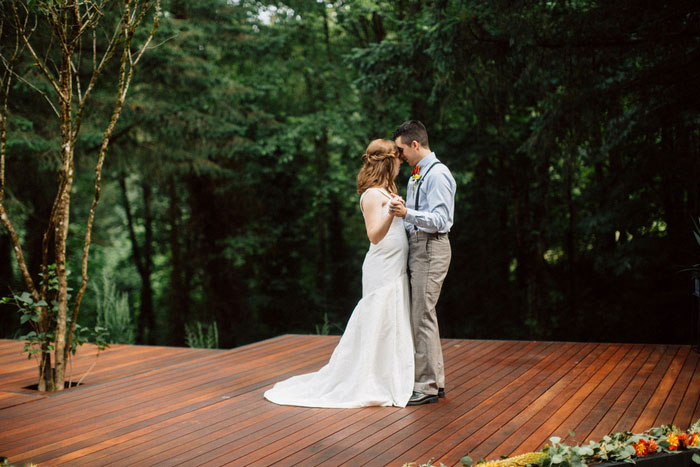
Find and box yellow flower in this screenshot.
[690,432,699,447]
[667,433,680,451]
[475,452,547,467]
[633,440,648,456]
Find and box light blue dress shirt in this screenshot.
[404,152,456,234]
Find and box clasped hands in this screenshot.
[389,196,406,218]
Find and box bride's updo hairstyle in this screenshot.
[356,139,399,195]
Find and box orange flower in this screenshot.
[633,440,648,456]
[667,433,680,450]
[648,440,658,452]
[678,433,689,447]
[689,432,699,447]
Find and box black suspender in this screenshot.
[413,162,442,210]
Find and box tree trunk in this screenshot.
[168,179,188,346]
[140,180,155,343]
[52,51,75,391]
[1,0,160,391]
[119,173,155,343]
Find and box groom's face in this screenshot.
[395,137,419,166]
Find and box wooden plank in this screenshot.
[4,338,338,464]
[69,395,299,466]
[245,340,494,466]
[506,343,625,455]
[2,337,700,467]
[632,346,688,431]
[478,342,605,460]
[400,341,584,464]
[341,341,554,465]
[1,334,322,424]
[32,336,336,464]
[430,342,598,464]
[550,343,645,443]
[581,344,658,442]
[0,391,46,410]
[324,342,527,465]
[310,340,508,466]
[674,352,700,429]
[655,348,698,426]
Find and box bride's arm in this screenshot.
[361,190,396,244]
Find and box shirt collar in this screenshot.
[415,152,437,169]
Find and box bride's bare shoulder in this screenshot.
[360,187,390,212]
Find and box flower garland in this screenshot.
[468,420,700,467]
[404,419,700,467]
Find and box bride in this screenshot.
[264,139,414,408]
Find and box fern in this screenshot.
[93,274,134,345]
[185,321,219,349]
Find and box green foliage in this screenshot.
[1,265,108,361]
[185,321,219,349]
[3,0,698,348]
[314,312,345,336]
[460,421,700,467]
[93,275,135,345]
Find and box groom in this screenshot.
[389,120,456,406]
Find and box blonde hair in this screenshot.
[356,139,399,195]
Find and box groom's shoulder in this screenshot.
[431,160,455,179]
[428,161,456,190]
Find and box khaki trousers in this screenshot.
[408,230,451,395]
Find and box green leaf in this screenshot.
[460,456,473,466]
[692,452,700,464]
[18,292,33,304]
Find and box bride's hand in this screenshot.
[389,196,406,218]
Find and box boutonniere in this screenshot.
[409,165,421,195]
[410,165,421,184]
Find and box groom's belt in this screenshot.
[410,230,449,240]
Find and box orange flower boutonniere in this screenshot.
[410,165,421,183]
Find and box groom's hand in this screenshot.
[389,197,406,218]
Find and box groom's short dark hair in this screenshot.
[393,120,429,149]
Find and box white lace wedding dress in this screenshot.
[264,188,414,408]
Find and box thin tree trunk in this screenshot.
[52,50,75,391]
[141,179,155,343]
[168,179,189,346]
[119,173,154,343]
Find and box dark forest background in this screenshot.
[1,0,699,348]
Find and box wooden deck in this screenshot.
[1,335,699,466]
